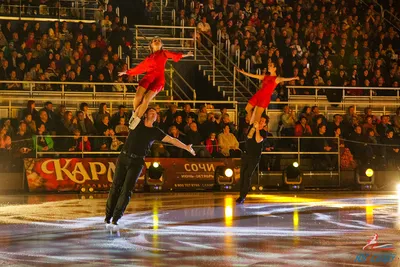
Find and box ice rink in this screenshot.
[0,192,399,266]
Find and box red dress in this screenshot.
[126,50,183,93]
[248,75,277,109]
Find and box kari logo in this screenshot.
[355,234,397,264]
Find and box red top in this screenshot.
[126,50,183,76]
[205,138,220,154]
[261,75,277,91]
[294,123,312,137]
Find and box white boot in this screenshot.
[129,117,141,130]
[128,111,135,125]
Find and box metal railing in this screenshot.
[0,97,239,124]
[198,32,258,101]
[0,0,100,22]
[264,100,400,119]
[360,0,400,32]
[0,80,139,99]
[166,63,197,102]
[286,85,400,102]
[33,135,128,158]
[134,25,197,59]
[384,9,400,32]
[261,136,340,167]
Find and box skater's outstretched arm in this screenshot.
[253,121,264,143]
[276,76,299,83]
[162,135,196,156]
[164,51,193,62]
[236,67,265,80]
[118,58,149,76]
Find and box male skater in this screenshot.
[105,107,195,226]
[236,116,267,204]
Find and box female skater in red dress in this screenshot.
[119,36,193,130]
[236,62,299,138]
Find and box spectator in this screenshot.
[197,105,208,125]
[294,116,312,137]
[115,117,129,136]
[79,102,94,123]
[186,122,211,158]
[0,126,12,171]
[280,105,296,136]
[164,104,179,128]
[393,107,400,135]
[362,116,379,136]
[12,121,33,163]
[381,130,400,170]
[166,125,185,157]
[33,123,54,153]
[205,132,222,158]
[78,135,92,152]
[376,115,394,138]
[300,106,313,125]
[180,104,197,122]
[201,112,219,140]
[112,76,127,93]
[348,125,367,165]
[109,130,124,151]
[327,114,344,137]
[24,114,37,136]
[312,124,337,171]
[184,116,194,134]
[172,114,186,134]
[218,125,241,157]
[36,110,56,135]
[94,103,110,128]
[110,105,128,128]
[76,111,96,136]
[343,106,357,125]
[1,119,14,137]
[197,16,212,46]
[220,113,236,136]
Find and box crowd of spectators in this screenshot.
[0,3,135,91]
[1,99,399,172]
[0,101,244,171]
[178,0,400,100]
[279,104,400,170]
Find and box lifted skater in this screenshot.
[119,36,193,130]
[236,63,298,138]
[105,108,195,226]
[236,116,267,204]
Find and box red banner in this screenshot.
[24,158,240,192]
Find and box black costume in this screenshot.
[105,122,166,224]
[238,126,267,201]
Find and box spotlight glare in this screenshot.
[365,168,374,177]
[396,184,400,192]
[81,187,86,193]
[224,168,233,178]
[152,162,160,168]
[251,186,256,191]
[258,186,263,191]
[88,187,94,193]
[293,162,299,168]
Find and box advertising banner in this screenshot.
[24,158,240,192]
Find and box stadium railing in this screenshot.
[0,0,99,22]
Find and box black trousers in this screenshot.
[239,153,261,199]
[105,153,144,222]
